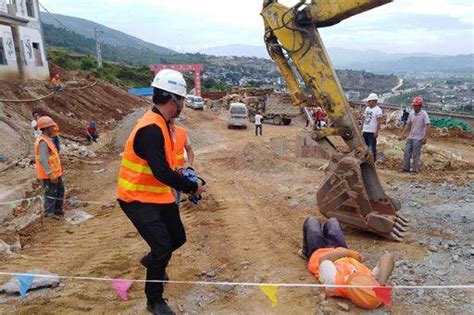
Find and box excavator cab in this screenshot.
[261,0,408,241]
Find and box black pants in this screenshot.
[86,134,99,142]
[302,217,347,258]
[363,132,377,161]
[119,201,186,304]
[255,124,262,136]
[43,177,65,215]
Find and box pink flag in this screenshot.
[111,279,133,301]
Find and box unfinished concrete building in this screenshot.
[0,0,49,81]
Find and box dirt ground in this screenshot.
[0,107,473,314]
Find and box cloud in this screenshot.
[39,0,474,54]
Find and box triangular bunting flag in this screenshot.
[373,286,392,308]
[17,274,34,300]
[259,284,278,308]
[111,279,133,301]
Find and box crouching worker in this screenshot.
[85,121,99,143]
[34,116,65,218]
[301,217,395,310]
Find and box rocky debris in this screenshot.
[0,271,60,295]
[61,141,96,158]
[15,158,34,169]
[64,209,93,225]
[337,302,350,312]
[319,292,327,302]
[384,110,403,129]
[387,180,473,310]
[0,239,21,255]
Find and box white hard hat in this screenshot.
[367,93,378,102]
[151,69,187,97]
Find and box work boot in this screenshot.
[147,301,176,315]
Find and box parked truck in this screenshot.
[248,93,301,125]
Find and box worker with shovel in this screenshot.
[34,116,65,218]
[117,69,205,315]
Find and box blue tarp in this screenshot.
[128,87,153,96]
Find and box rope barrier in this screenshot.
[0,271,472,290]
[0,81,98,103]
[0,92,56,103]
[0,195,115,207]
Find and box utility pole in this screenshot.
[94,27,103,68]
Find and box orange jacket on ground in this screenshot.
[34,135,63,179]
[117,110,176,204]
[308,248,383,310]
[174,126,187,168]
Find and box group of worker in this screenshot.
[362,93,431,173]
[32,69,403,314]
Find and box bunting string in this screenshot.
[0,272,472,290]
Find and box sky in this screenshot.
[40,0,474,55]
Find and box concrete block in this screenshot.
[295,132,331,160]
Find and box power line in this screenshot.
[38,1,70,31]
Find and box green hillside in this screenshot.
[40,12,175,55]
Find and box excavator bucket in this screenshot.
[317,156,409,241]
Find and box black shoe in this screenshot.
[54,210,65,216]
[147,301,176,315]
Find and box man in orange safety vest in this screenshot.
[117,69,205,315]
[34,116,65,218]
[301,217,395,310]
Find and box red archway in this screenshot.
[150,64,204,97]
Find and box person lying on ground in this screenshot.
[300,216,395,310]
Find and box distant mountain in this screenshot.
[199,44,473,74]
[356,54,474,74]
[40,12,175,56]
[200,44,269,59]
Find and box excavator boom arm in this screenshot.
[261,0,409,241]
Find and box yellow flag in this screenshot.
[260,284,278,307]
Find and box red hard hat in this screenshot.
[412,96,423,106]
[37,116,56,130]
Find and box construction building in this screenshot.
[0,0,49,81]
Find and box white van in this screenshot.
[228,103,248,129]
[185,95,204,110]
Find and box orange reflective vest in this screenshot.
[328,257,373,297]
[174,126,187,168]
[117,110,176,204]
[34,135,63,179]
[308,248,381,309]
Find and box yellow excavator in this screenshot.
[261,0,409,241]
